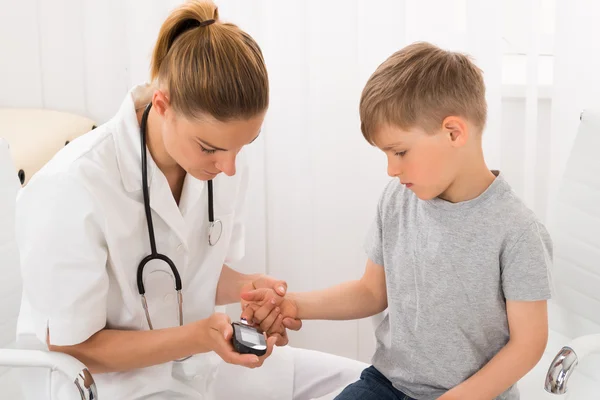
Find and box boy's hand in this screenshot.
[239,276,302,346]
[241,288,300,337]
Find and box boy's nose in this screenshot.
[387,159,401,178]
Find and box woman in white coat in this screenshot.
[15,1,366,398]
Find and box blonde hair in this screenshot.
[150,0,268,121]
[359,42,487,144]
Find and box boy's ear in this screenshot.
[442,116,468,147]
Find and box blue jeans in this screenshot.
[334,366,417,400]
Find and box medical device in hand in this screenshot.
[231,320,267,356]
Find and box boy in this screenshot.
[242,42,552,399]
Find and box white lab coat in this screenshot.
[15,84,366,400]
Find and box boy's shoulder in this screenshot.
[489,177,552,251]
[376,174,549,244]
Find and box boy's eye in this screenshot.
[395,151,407,157]
[199,144,217,154]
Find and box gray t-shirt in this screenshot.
[366,172,552,400]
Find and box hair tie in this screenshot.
[198,19,216,27]
[169,18,216,50]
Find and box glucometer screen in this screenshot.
[240,326,262,345]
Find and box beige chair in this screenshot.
[0,109,96,186]
[0,109,97,399]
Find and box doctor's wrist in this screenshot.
[187,318,214,355]
[189,313,238,356]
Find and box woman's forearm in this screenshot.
[49,322,206,374]
[216,264,260,306]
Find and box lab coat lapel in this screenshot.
[112,83,191,255]
[178,174,206,221]
[147,155,189,253]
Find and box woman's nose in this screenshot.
[215,154,237,176]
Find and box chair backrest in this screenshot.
[0,139,23,381]
[546,108,600,378]
[0,109,95,186]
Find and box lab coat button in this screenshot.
[164,293,175,303]
[177,244,184,252]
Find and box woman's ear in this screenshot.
[152,90,171,117]
[442,116,469,147]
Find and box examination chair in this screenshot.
[516,109,600,399]
[0,109,97,399]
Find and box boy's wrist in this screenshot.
[286,292,302,319]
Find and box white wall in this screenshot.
[0,0,558,366]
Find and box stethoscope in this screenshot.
[136,103,222,360]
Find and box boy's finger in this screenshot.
[267,314,286,336]
[252,299,277,324]
[240,305,256,323]
[282,317,303,331]
[259,306,280,333]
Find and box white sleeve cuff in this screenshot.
[34,309,106,346]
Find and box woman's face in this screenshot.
[162,111,264,180]
[154,91,265,180]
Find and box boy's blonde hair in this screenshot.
[150,0,268,121]
[359,42,487,144]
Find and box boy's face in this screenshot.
[373,122,464,201]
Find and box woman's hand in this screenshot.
[196,312,276,368]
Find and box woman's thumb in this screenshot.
[240,289,265,302]
[213,314,233,340]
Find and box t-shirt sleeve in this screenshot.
[501,220,553,301]
[364,189,386,267]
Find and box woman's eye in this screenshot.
[395,151,407,157]
[199,144,216,154]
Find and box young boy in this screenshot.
[242,42,553,400]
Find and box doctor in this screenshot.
[15,1,366,399]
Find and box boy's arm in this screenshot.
[241,259,387,328]
[290,259,388,320]
[439,300,548,400]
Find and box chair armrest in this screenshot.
[544,333,600,395]
[0,349,98,399]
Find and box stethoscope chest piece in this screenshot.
[208,219,222,246]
